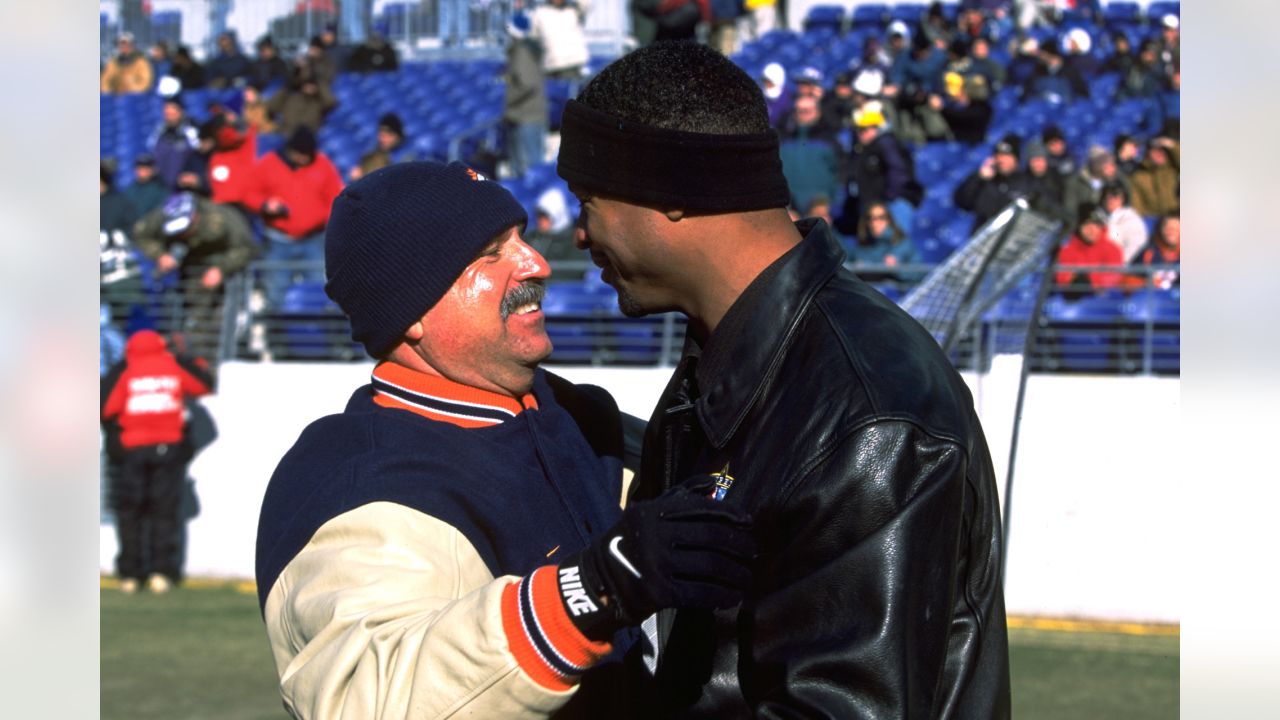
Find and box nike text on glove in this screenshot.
[555,477,757,642]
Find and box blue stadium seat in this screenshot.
[1045,291,1128,372]
[890,2,926,25]
[849,3,889,29]
[1103,1,1141,28]
[803,5,846,33]
[1147,1,1179,22]
[542,282,614,363]
[276,282,362,360]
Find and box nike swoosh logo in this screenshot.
[608,536,642,579]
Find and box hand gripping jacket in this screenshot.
[622,219,1011,718]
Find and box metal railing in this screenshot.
[101,258,1179,375]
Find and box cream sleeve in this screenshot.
[263,502,582,719]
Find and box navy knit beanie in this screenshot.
[324,161,528,358]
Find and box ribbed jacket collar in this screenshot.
[370,361,538,428]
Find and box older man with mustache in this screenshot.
[255,161,754,719]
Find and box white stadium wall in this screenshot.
[101,361,1179,623]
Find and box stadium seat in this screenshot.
[849,3,889,29]
[275,282,362,360]
[1122,288,1179,373]
[1102,1,1141,28]
[803,5,845,33]
[1044,291,1128,372]
[1147,1,1179,22]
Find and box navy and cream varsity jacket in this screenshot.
[255,362,630,718]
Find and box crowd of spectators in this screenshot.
[101,1,1181,368]
[749,1,1179,293]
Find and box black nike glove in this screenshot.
[555,477,756,642]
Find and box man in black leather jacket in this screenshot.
[557,42,1010,718]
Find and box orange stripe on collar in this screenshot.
[370,362,538,427]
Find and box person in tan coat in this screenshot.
[100,33,154,94]
[1129,136,1179,218]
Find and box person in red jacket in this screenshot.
[101,330,214,594]
[203,110,260,216]
[1055,204,1126,298]
[247,126,344,308]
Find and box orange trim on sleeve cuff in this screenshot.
[500,568,613,692]
[501,581,574,691]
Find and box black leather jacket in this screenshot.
[625,219,1010,718]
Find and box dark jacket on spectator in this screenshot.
[150,121,200,188]
[954,167,1022,231]
[124,175,170,218]
[347,39,399,73]
[850,132,921,209]
[249,55,290,91]
[207,49,251,88]
[267,83,337,139]
[941,97,993,145]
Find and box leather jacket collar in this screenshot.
[692,218,845,449]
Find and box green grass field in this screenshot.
[101,582,1179,719]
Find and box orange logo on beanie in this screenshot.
[466,167,488,182]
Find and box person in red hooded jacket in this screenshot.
[246,126,344,308]
[101,330,214,594]
[1055,204,1126,297]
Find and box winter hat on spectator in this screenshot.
[1042,125,1065,144]
[1077,203,1108,229]
[287,127,318,159]
[761,62,786,98]
[793,66,824,87]
[1023,139,1048,162]
[888,20,910,40]
[323,161,529,358]
[853,102,886,128]
[135,153,156,167]
[507,11,532,39]
[1162,14,1179,29]
[162,192,198,237]
[378,112,405,138]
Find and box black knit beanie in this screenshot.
[324,161,528,358]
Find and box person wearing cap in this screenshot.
[1024,42,1089,103]
[199,107,262,213]
[954,135,1025,232]
[1063,144,1131,226]
[778,94,842,213]
[502,11,548,179]
[1019,139,1070,226]
[248,36,290,91]
[102,329,214,595]
[124,154,169,217]
[266,63,338,139]
[168,44,208,91]
[346,21,400,73]
[935,71,992,145]
[1100,181,1149,262]
[1041,124,1076,178]
[206,31,251,90]
[557,42,1009,718]
[131,191,259,360]
[849,100,924,235]
[1055,204,1125,295]
[1156,14,1179,79]
[759,62,793,127]
[1129,135,1179,219]
[101,32,154,94]
[149,97,200,191]
[820,70,859,130]
[255,160,756,718]
[351,112,415,182]
[247,126,345,309]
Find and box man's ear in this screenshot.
[663,208,686,222]
[403,320,425,343]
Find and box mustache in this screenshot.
[499,280,546,321]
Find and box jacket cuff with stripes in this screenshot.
[501,566,613,691]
